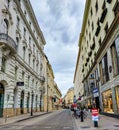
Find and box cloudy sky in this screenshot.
[30,0,86,96]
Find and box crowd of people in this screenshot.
[71,107,88,121]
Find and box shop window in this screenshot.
[102,89,114,113]
[111,36,119,76]
[115,87,119,113]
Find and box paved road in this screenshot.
[0,110,76,130]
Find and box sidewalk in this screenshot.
[75,112,119,130]
[0,111,50,125]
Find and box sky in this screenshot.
[30,0,86,97]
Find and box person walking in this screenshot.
[80,109,84,122]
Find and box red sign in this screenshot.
[92,108,98,116]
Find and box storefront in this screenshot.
[115,87,119,113]
[102,89,114,113]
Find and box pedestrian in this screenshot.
[80,109,84,122]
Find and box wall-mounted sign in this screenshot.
[16,82,24,86]
[93,88,99,97]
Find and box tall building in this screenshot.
[0,0,46,117]
[74,0,119,117]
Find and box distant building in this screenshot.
[64,87,74,108]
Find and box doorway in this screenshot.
[20,91,24,114]
[27,93,30,113]
[0,83,4,117]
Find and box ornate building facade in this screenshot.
[74,0,119,117]
[0,0,46,117]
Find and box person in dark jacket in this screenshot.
[80,109,84,122]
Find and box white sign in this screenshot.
[92,116,99,121]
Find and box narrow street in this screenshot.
[0,110,76,130]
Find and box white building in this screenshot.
[0,0,46,117]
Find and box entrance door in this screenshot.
[0,83,4,117]
[36,95,38,112]
[27,93,30,113]
[20,91,24,114]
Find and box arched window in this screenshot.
[3,19,9,34]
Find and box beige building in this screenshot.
[64,87,74,108]
[43,56,62,112]
[0,0,60,118]
[75,0,119,117]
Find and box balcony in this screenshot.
[100,8,107,23]
[0,33,17,53]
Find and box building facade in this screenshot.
[63,87,74,108]
[0,0,47,117]
[75,0,119,117]
[43,56,62,112]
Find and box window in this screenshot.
[24,28,26,38]
[36,63,39,72]
[102,1,106,10]
[1,57,6,72]
[99,37,102,46]
[33,59,35,69]
[22,71,25,82]
[23,46,26,60]
[29,37,31,44]
[17,16,20,28]
[4,19,9,34]
[104,22,108,34]
[28,54,31,65]
[33,44,35,53]
[115,87,119,113]
[99,53,109,84]
[15,67,18,80]
[102,89,114,113]
[16,37,19,45]
[111,36,119,76]
[92,22,94,31]
[90,7,93,16]
[95,0,98,13]
[7,0,10,8]
[32,79,34,87]
[28,76,30,87]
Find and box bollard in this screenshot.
[94,121,98,127]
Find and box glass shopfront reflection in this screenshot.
[115,87,119,113]
[102,89,114,113]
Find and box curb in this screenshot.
[16,112,52,122]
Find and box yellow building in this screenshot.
[75,0,119,116]
[43,56,62,112]
[64,87,74,108]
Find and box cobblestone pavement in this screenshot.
[0,110,76,130]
